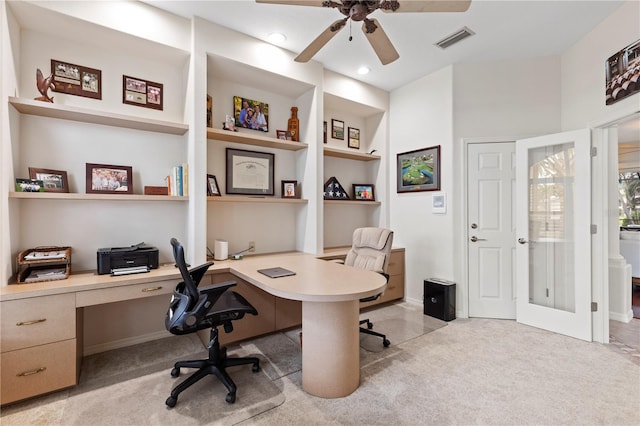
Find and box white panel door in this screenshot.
[515,129,592,341]
[468,142,516,319]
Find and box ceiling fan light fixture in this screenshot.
[357,66,371,75]
[434,26,475,49]
[268,32,287,44]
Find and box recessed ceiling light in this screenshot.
[268,33,286,44]
[357,66,370,75]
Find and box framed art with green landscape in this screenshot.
[397,145,440,193]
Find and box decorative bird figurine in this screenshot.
[35,68,55,103]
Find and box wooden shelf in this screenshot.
[207,196,308,204]
[323,146,380,161]
[9,97,188,135]
[207,128,308,151]
[9,192,187,202]
[324,200,381,206]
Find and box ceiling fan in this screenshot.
[256,0,471,65]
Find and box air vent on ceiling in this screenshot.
[434,26,475,49]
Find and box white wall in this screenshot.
[390,57,562,309]
[390,66,454,304]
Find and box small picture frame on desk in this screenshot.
[86,163,133,194]
[28,167,69,193]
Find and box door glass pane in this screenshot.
[527,142,575,312]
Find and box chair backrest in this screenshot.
[171,237,199,303]
[344,227,394,273]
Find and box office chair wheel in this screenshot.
[367,323,373,329]
[166,396,177,408]
[252,363,260,373]
[225,392,236,404]
[383,338,390,347]
[170,367,180,377]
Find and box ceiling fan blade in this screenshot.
[255,0,326,7]
[362,19,400,65]
[380,0,471,13]
[295,18,348,63]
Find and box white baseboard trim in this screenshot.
[83,330,172,356]
[609,309,634,324]
[404,296,421,306]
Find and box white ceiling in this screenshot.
[143,0,624,92]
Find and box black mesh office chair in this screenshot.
[164,238,260,407]
[344,227,394,347]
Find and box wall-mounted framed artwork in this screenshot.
[331,119,344,140]
[605,38,640,105]
[51,59,102,100]
[348,127,360,149]
[123,75,163,110]
[397,145,441,193]
[226,148,274,196]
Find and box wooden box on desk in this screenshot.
[144,185,169,195]
[16,247,71,284]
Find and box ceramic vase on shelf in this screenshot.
[288,106,299,142]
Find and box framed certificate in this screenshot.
[225,148,274,196]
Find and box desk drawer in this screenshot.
[76,279,175,307]
[1,293,76,352]
[1,339,77,405]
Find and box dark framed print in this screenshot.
[323,121,327,144]
[226,148,274,196]
[353,184,375,201]
[276,130,293,140]
[86,163,133,194]
[282,180,298,198]
[51,59,102,100]
[28,167,69,193]
[123,75,163,110]
[331,119,344,140]
[397,145,441,193]
[234,96,268,132]
[348,127,360,149]
[605,38,640,105]
[207,174,221,196]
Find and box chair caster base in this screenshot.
[166,396,177,408]
[383,338,391,347]
[170,367,180,377]
[225,392,236,404]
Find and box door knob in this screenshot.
[518,238,528,245]
[470,236,486,242]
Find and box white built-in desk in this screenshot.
[0,251,387,403]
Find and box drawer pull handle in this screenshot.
[17,367,47,377]
[16,318,47,326]
[142,286,162,292]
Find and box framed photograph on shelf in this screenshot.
[15,178,44,192]
[396,145,441,193]
[123,75,163,110]
[281,180,298,198]
[226,148,274,196]
[86,163,133,194]
[353,184,375,201]
[51,59,101,100]
[234,96,268,132]
[207,174,221,196]
[331,119,344,140]
[348,127,360,149]
[276,130,293,140]
[28,167,69,193]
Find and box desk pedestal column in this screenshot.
[301,300,359,398]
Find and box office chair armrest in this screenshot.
[199,280,237,297]
[189,262,214,286]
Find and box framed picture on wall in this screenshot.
[123,75,163,110]
[51,59,102,100]
[331,119,344,140]
[396,145,441,193]
[348,127,360,149]
[226,148,274,196]
[234,96,268,132]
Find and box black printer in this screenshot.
[97,242,159,275]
